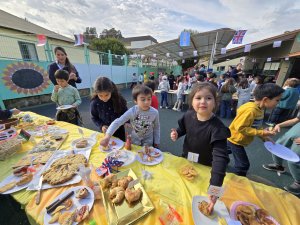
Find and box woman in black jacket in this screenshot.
[48,47,82,88]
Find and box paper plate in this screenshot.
[99,137,124,153]
[192,196,230,225]
[136,148,163,166]
[264,141,300,162]
[230,201,280,225]
[44,186,94,225]
[71,138,96,150]
[56,105,74,110]
[0,173,32,194]
[106,149,136,167]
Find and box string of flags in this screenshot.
[34,29,289,65]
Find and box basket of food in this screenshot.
[0,118,19,129]
[0,135,22,160]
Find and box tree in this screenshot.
[90,38,131,55]
[83,27,98,44]
[99,28,123,39]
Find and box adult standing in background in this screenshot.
[231,63,243,82]
[48,47,82,88]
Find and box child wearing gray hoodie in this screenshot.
[158,76,170,108]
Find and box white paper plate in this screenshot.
[27,149,91,191]
[192,196,230,225]
[264,141,300,162]
[230,201,280,225]
[44,186,94,225]
[106,149,136,167]
[71,138,96,150]
[0,173,33,194]
[136,148,163,166]
[99,137,124,152]
[56,105,74,110]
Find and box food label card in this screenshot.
[187,152,199,163]
[128,178,140,189]
[207,185,224,197]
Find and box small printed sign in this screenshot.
[207,185,224,198]
[187,152,199,163]
[128,178,140,189]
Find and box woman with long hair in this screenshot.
[48,46,82,88]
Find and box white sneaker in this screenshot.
[172,107,177,111]
[160,106,163,109]
[176,109,181,112]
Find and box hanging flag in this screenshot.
[194,59,197,63]
[273,41,282,48]
[180,31,190,47]
[221,48,226,54]
[244,44,251,52]
[232,30,247,44]
[193,50,198,57]
[178,52,183,57]
[166,53,170,57]
[267,57,272,62]
[252,58,256,63]
[182,59,185,63]
[285,57,289,61]
[74,34,84,46]
[36,34,46,46]
[153,53,156,58]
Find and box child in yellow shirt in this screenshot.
[227,83,284,176]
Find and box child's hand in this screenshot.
[273,124,281,133]
[263,129,276,136]
[72,104,77,107]
[294,137,300,145]
[100,135,110,147]
[11,108,21,115]
[102,126,108,133]
[170,128,178,141]
[207,194,218,215]
[54,85,60,92]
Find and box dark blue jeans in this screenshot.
[160,91,169,107]
[220,100,232,118]
[227,141,249,176]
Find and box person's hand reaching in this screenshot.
[170,128,178,141]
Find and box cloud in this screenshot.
[0,0,300,47]
[24,12,47,23]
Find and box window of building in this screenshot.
[18,41,39,61]
[263,61,280,76]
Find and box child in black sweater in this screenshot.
[170,82,230,214]
[90,77,127,141]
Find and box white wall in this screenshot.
[74,64,139,90]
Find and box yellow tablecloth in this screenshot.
[1,112,299,225]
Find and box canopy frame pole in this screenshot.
[208,32,218,69]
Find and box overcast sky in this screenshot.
[1,0,300,48]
